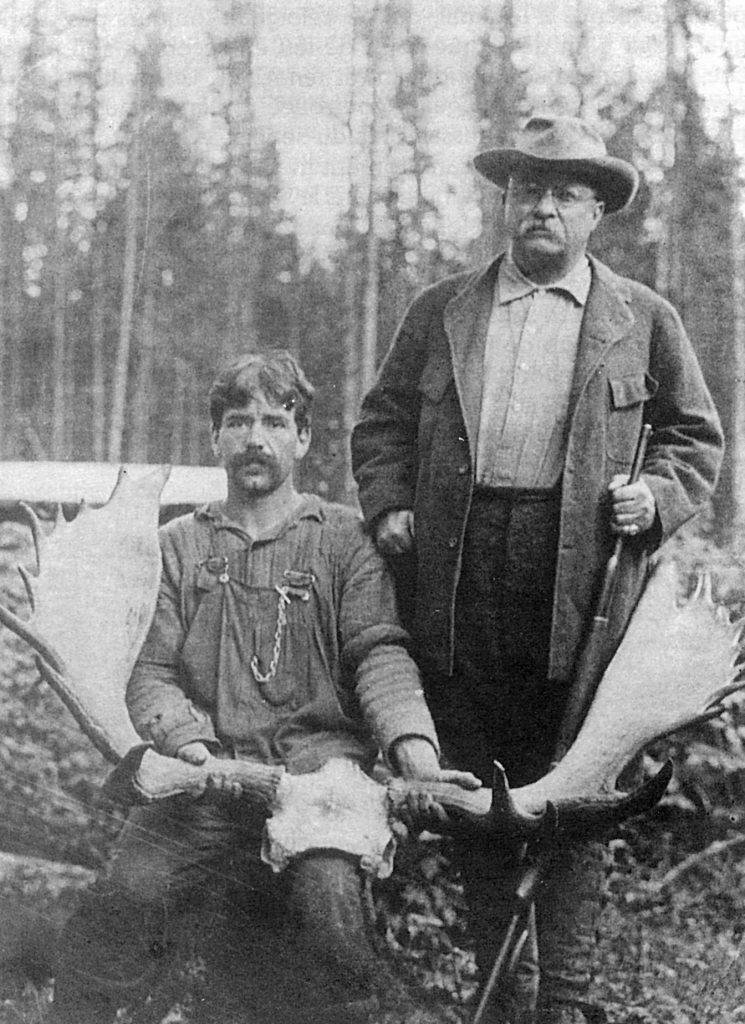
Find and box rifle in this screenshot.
[472,422,653,1024]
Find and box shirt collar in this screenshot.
[196,492,325,537]
[498,251,592,307]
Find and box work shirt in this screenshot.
[127,494,438,775]
[475,253,591,488]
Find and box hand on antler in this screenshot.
[390,736,481,831]
[608,474,656,536]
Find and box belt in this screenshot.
[472,484,561,503]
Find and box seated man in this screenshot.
[52,350,474,1024]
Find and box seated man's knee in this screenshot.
[287,852,378,984]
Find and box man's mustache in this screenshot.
[523,221,558,234]
[230,450,275,469]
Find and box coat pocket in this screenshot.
[417,355,453,403]
[607,371,658,462]
[416,356,455,465]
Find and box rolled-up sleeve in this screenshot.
[126,525,217,757]
[336,518,439,760]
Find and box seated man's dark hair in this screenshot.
[209,350,315,433]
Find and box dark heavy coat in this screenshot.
[351,255,724,682]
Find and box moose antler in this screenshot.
[0,467,286,804]
[387,557,745,835]
[1,468,742,845]
[0,466,169,763]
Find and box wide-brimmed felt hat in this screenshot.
[474,115,639,214]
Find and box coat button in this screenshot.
[457,464,469,475]
[448,536,458,548]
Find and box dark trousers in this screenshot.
[52,795,388,1024]
[424,489,606,1022]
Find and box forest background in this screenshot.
[2,0,745,1021]
[0,0,744,524]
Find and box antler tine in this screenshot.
[705,680,745,710]
[18,501,43,575]
[18,565,36,610]
[733,615,745,651]
[0,600,68,678]
[690,570,714,604]
[489,761,552,840]
[32,653,122,765]
[556,760,674,835]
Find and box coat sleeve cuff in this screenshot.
[139,706,219,759]
[642,472,699,543]
[354,644,440,761]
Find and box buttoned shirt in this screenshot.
[127,494,438,774]
[475,253,591,488]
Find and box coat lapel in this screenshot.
[567,257,636,422]
[442,255,635,458]
[442,257,501,459]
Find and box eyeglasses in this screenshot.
[509,181,598,210]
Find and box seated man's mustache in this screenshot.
[233,450,273,467]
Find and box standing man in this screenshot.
[352,116,723,1023]
[52,350,475,1024]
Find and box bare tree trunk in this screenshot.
[472,0,522,264]
[169,358,186,465]
[338,4,364,505]
[185,365,202,465]
[51,202,67,458]
[89,8,107,462]
[341,255,361,504]
[107,89,142,462]
[6,207,24,454]
[0,200,8,458]
[129,282,156,461]
[90,231,106,461]
[656,0,684,303]
[713,0,745,538]
[222,0,258,358]
[359,0,383,401]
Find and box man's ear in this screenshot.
[210,426,221,460]
[295,425,311,460]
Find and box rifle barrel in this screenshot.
[554,422,652,759]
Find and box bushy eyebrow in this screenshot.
[222,410,292,425]
[513,178,593,192]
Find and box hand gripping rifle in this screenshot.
[472,423,653,1024]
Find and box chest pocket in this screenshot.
[418,356,452,404]
[184,553,315,711]
[249,574,315,707]
[607,371,659,463]
[417,356,456,465]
